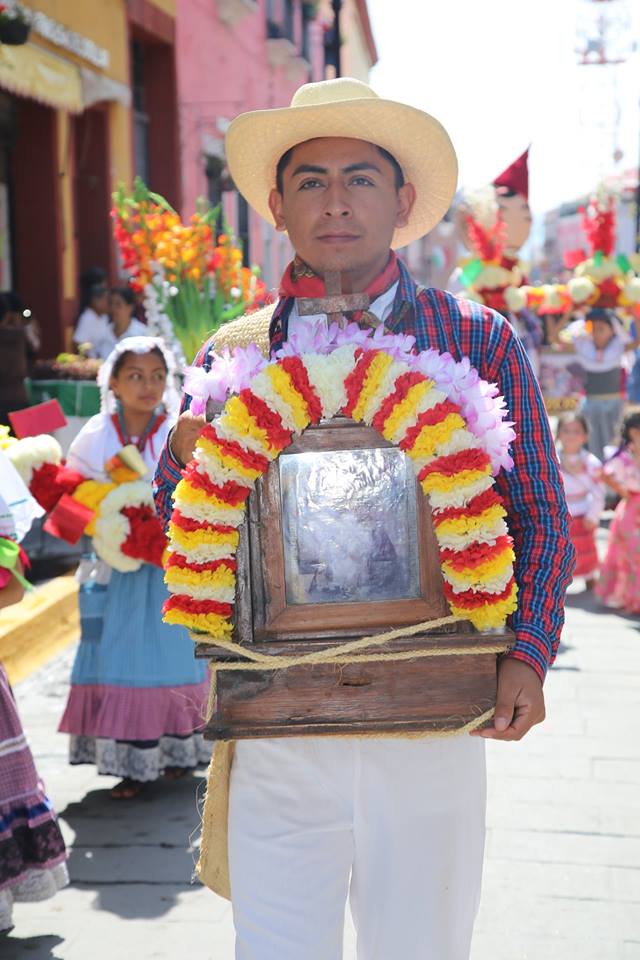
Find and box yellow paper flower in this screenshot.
[351,353,394,422]
[265,365,310,431]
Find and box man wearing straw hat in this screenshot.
[155,78,574,959]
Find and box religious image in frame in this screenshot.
[279,446,421,606]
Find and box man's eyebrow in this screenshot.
[342,162,382,175]
[291,164,328,177]
[290,161,383,177]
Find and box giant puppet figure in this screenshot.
[455,149,543,374]
[154,79,573,960]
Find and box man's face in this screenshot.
[268,138,415,283]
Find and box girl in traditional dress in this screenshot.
[58,337,210,799]
[596,407,640,614]
[556,413,605,590]
[0,450,68,934]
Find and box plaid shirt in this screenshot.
[154,257,575,681]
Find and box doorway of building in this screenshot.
[73,104,113,283]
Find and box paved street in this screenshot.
[1,572,639,959]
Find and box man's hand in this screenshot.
[470,657,545,741]
[170,411,206,467]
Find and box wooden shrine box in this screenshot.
[197,418,514,740]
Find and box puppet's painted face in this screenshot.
[496,188,531,253]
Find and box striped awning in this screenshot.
[0,42,82,113]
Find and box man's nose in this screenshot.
[322,182,351,218]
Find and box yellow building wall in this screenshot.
[28,0,175,83]
[25,0,175,318]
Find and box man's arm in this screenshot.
[153,339,211,528]
[472,320,575,740]
[491,331,575,679]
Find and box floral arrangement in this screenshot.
[92,481,166,572]
[457,186,527,315]
[163,328,518,639]
[111,178,271,364]
[6,433,166,572]
[0,3,28,24]
[520,192,640,316]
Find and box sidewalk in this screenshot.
[1,584,639,959]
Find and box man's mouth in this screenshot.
[316,233,360,244]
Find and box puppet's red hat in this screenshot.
[493,147,529,200]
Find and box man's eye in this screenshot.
[351,177,374,186]
[299,179,322,190]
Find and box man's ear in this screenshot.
[268,188,287,232]
[395,182,416,229]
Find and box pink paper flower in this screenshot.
[182,334,516,474]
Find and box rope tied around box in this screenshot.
[195,612,512,736]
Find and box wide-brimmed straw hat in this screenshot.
[225,78,458,249]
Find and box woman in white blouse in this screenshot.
[73,282,111,359]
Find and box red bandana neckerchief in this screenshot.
[278,251,400,328]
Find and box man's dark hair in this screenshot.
[275,143,405,194]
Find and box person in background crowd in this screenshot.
[96,286,149,358]
[596,406,640,615]
[548,308,639,461]
[627,316,640,403]
[0,451,68,934]
[556,412,605,591]
[74,278,111,359]
[0,292,40,367]
[58,337,210,799]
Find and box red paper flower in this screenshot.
[29,462,66,512]
[121,505,166,567]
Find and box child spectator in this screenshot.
[596,407,640,614]
[556,413,605,590]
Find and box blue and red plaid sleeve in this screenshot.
[402,282,575,681]
[488,318,575,680]
[153,337,214,529]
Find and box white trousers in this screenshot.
[228,735,486,960]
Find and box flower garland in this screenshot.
[164,339,519,638]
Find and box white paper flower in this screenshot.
[504,286,527,313]
[92,481,154,573]
[568,276,596,304]
[6,435,62,486]
[623,277,640,304]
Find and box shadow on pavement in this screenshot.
[0,934,64,959]
[58,773,207,920]
[564,589,601,614]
